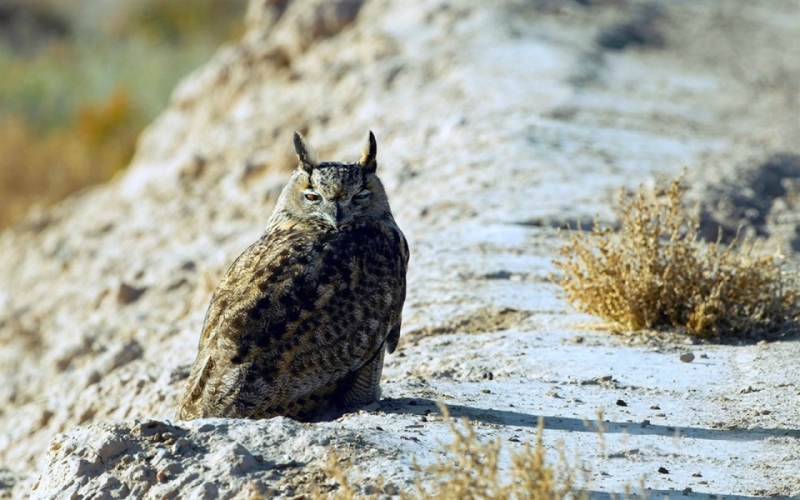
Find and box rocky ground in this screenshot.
[1,0,799,498]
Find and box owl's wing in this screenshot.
[385,222,409,355]
[177,230,303,420]
[177,233,276,420]
[385,323,401,354]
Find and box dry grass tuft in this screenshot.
[314,449,361,500]
[553,175,800,338]
[409,404,582,500]
[315,403,583,499]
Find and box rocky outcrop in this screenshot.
[1,0,799,498]
[32,418,364,498]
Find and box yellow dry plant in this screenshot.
[316,404,583,500]
[553,175,800,338]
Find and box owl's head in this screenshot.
[276,131,392,230]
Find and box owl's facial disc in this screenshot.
[298,162,374,230]
[302,187,370,229]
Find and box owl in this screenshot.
[177,131,408,422]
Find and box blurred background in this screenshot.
[0,0,247,229]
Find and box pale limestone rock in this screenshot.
[1,0,798,498]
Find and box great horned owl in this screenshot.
[177,132,408,422]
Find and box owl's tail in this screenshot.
[340,344,385,408]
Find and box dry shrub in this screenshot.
[315,404,583,499]
[553,175,800,338]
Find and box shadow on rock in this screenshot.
[587,490,771,500]
[694,152,800,248]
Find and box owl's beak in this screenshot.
[324,201,345,229]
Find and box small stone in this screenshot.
[152,448,169,465]
[96,475,125,493]
[658,467,669,474]
[640,419,651,428]
[482,389,491,394]
[679,352,695,363]
[616,399,627,407]
[95,434,128,461]
[166,278,189,291]
[691,472,702,477]
[84,370,102,387]
[117,282,146,305]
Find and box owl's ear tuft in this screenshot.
[293,132,319,173]
[358,131,377,174]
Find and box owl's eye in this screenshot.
[303,191,321,202]
[353,190,371,203]
[303,191,322,203]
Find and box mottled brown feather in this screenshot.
[177,132,408,421]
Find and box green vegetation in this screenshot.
[553,175,800,338]
[0,0,247,228]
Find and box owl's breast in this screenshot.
[220,220,406,384]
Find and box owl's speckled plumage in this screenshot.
[177,132,408,421]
